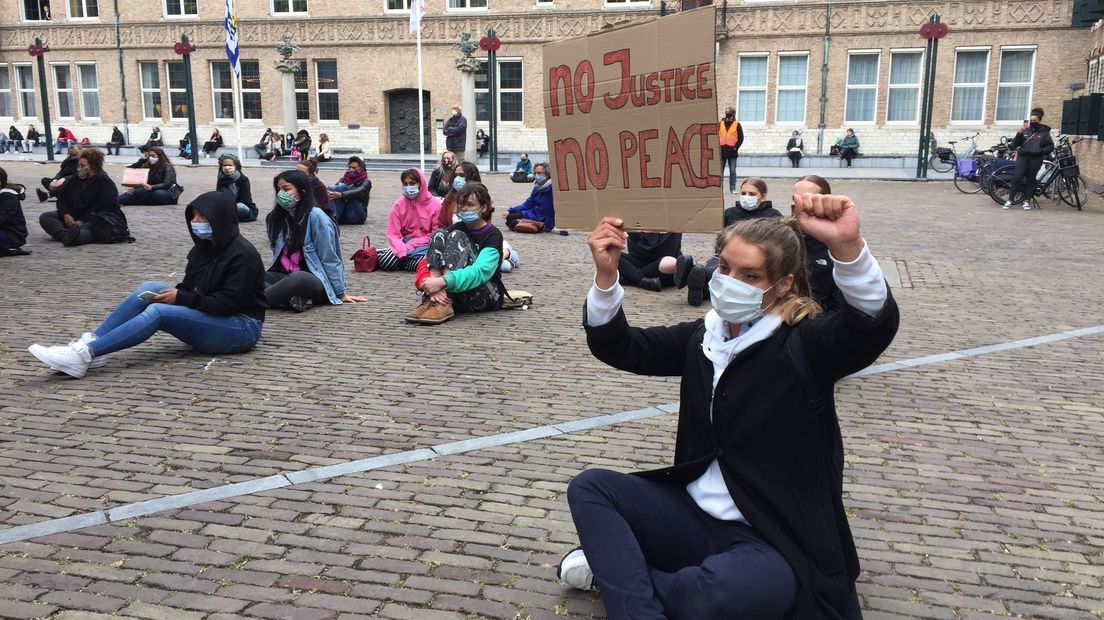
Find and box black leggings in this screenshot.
[840,147,857,166]
[618,253,674,287]
[1011,155,1044,203]
[788,152,802,168]
[40,212,94,246]
[264,270,327,308]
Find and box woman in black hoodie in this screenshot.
[37,145,80,202]
[39,148,133,247]
[28,191,268,379]
[1005,106,1055,210]
[0,166,30,256]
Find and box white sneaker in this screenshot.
[557,548,597,591]
[79,332,107,369]
[1002,201,1012,209]
[1022,202,1032,210]
[28,340,93,379]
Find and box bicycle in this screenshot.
[929,132,979,173]
[990,135,1081,209]
[953,142,1010,195]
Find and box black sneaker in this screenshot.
[638,276,662,292]
[36,187,48,203]
[686,265,708,307]
[673,254,694,289]
[287,296,311,313]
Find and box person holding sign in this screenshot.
[719,106,744,194]
[561,193,898,619]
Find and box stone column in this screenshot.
[456,56,479,163]
[274,59,298,138]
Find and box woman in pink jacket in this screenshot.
[376,168,441,272]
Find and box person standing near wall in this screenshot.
[718,106,744,195]
[1005,107,1054,210]
[443,104,468,163]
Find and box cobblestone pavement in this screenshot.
[0,160,1102,619]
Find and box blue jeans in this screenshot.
[236,202,253,221]
[90,281,262,357]
[328,182,366,225]
[567,468,797,620]
[722,152,739,192]
[54,139,74,154]
[119,188,177,206]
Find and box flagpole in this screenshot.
[233,69,244,162]
[416,21,425,171]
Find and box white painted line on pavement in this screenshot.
[2,324,1102,545]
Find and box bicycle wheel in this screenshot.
[989,169,1017,205]
[1058,175,1085,210]
[953,171,982,194]
[929,154,955,173]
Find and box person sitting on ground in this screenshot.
[28,191,267,379]
[315,133,332,163]
[7,126,25,153]
[144,126,163,149]
[54,127,77,155]
[25,125,42,152]
[0,167,30,256]
[786,131,803,168]
[500,240,520,273]
[36,146,80,203]
[39,148,132,247]
[436,162,481,229]
[407,181,507,325]
[327,156,371,225]
[119,147,181,206]
[839,129,860,168]
[296,159,335,223]
[216,154,257,222]
[511,153,533,183]
[377,168,441,272]
[428,151,456,198]
[264,170,367,312]
[203,129,224,158]
[505,162,556,232]
[617,231,682,292]
[560,199,898,620]
[676,178,783,306]
[106,126,125,156]
[293,129,311,160]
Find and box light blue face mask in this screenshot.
[458,210,481,225]
[453,176,466,190]
[403,185,419,198]
[534,174,547,185]
[190,222,214,239]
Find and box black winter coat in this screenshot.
[0,187,29,249]
[1013,123,1054,158]
[55,171,132,243]
[723,200,783,227]
[584,292,899,619]
[216,171,257,221]
[177,191,268,322]
[626,232,682,261]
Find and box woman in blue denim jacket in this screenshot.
[263,170,367,312]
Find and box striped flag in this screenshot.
[409,0,425,33]
[225,0,241,76]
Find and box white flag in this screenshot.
[409,0,425,33]
[225,0,241,76]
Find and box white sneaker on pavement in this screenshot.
[1022,201,1032,210]
[1002,201,1013,209]
[558,547,597,591]
[79,332,107,368]
[28,340,93,379]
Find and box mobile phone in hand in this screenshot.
[137,290,158,301]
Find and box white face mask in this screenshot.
[738,195,760,211]
[708,272,778,325]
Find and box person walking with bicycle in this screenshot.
[1005,107,1054,210]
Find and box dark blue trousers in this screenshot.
[567,468,797,620]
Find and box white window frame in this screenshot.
[77,62,100,120]
[14,64,36,119]
[844,50,880,125]
[950,46,990,125]
[315,60,340,123]
[536,0,554,6]
[163,0,199,19]
[603,0,651,8]
[0,65,13,120]
[67,0,98,19]
[384,0,410,11]
[774,52,808,125]
[1089,58,1100,95]
[270,0,308,16]
[166,61,189,121]
[51,63,75,120]
[447,0,488,11]
[994,45,1036,125]
[885,48,923,125]
[139,61,161,121]
[210,61,235,122]
[736,52,768,125]
[475,57,525,125]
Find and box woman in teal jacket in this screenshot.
[839,129,860,168]
[263,170,367,312]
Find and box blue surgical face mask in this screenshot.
[458,210,481,225]
[190,222,214,239]
[708,272,779,325]
[403,185,419,198]
[453,176,466,190]
[534,174,547,185]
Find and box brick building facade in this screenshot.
[0,0,1091,160]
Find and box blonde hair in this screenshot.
[715,217,822,325]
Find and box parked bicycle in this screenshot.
[988,135,1085,209]
[929,133,979,173]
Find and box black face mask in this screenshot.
[725,113,735,119]
[1029,122,1039,129]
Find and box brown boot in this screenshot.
[405,297,433,323]
[418,300,455,325]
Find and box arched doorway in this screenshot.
[387,89,432,154]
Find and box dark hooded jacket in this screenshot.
[55,170,132,244]
[177,191,267,322]
[0,185,29,249]
[1012,123,1054,158]
[723,199,782,227]
[627,232,683,262]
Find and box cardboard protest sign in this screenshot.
[542,6,722,233]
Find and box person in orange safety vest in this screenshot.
[718,107,744,195]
